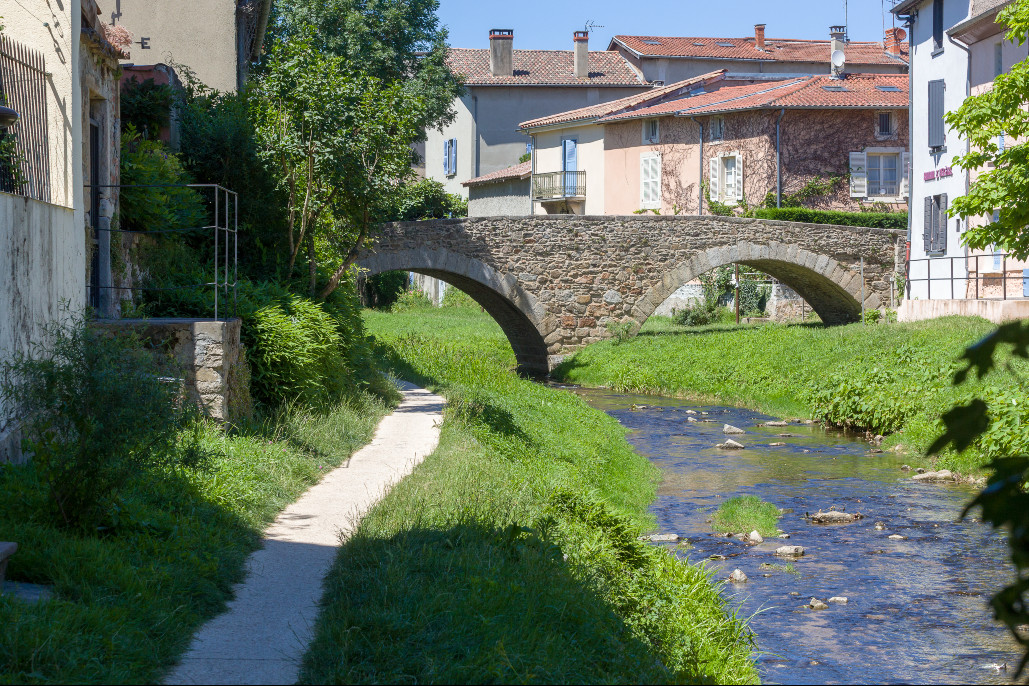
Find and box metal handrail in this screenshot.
[532,170,586,201]
[905,253,1028,301]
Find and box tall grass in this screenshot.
[299,306,758,684]
[555,316,1029,475]
[0,395,390,684]
[711,496,781,536]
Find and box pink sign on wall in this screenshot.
[924,166,953,181]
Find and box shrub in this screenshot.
[120,77,175,139]
[361,270,408,309]
[0,318,201,528]
[752,207,907,230]
[120,128,206,234]
[674,301,719,326]
[390,289,434,312]
[441,286,479,309]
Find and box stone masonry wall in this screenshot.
[360,215,905,374]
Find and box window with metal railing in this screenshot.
[0,35,50,202]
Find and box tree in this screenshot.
[272,0,463,134]
[250,33,426,297]
[945,1,1029,259]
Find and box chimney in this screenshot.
[884,27,906,56]
[754,24,766,51]
[829,25,846,77]
[489,29,513,77]
[573,30,589,78]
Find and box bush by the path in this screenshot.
[752,207,907,230]
[555,316,1029,475]
[299,307,758,685]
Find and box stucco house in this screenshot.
[521,70,910,216]
[463,161,532,216]
[425,29,652,198]
[892,0,1029,320]
[110,0,272,92]
[1,0,125,460]
[608,24,909,84]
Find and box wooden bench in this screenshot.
[0,542,16,591]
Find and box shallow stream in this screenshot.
[578,389,1022,685]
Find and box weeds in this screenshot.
[712,496,781,537]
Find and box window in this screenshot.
[525,141,533,156]
[708,153,743,204]
[640,152,661,209]
[710,116,724,142]
[995,42,1004,77]
[850,150,908,199]
[933,0,944,53]
[928,79,946,149]
[642,119,659,144]
[443,138,457,175]
[876,111,896,139]
[923,194,948,254]
[562,137,578,196]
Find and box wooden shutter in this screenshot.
[900,152,910,198]
[938,193,948,253]
[928,80,946,148]
[443,139,450,173]
[449,138,457,175]
[734,154,744,201]
[923,196,933,253]
[640,154,661,208]
[709,157,720,201]
[849,152,867,198]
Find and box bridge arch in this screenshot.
[632,241,875,327]
[358,247,556,376]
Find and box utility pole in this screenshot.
[735,264,741,324]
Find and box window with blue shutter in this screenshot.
[933,0,944,52]
[928,80,946,149]
[562,138,577,196]
[448,138,457,175]
[1023,269,1029,297]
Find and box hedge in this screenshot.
[752,207,908,230]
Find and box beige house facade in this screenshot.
[110,0,271,91]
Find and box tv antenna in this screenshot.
[584,20,604,33]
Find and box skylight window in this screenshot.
[822,85,850,92]
[875,85,901,92]
[693,42,705,46]
[716,42,734,47]
[642,40,662,45]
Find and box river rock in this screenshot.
[701,411,710,415]
[723,424,745,434]
[770,442,786,446]
[912,469,955,482]
[646,533,680,542]
[775,545,805,557]
[687,416,697,423]
[729,569,748,583]
[874,521,886,531]
[717,439,745,450]
[900,464,911,471]
[778,433,796,437]
[808,598,829,610]
[765,420,788,427]
[810,510,863,524]
[916,467,926,474]
[747,530,764,544]
[888,534,907,540]
[710,554,727,560]
[777,532,791,539]
[828,596,848,605]
[685,410,697,414]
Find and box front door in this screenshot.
[89,121,100,309]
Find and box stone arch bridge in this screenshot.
[358,215,905,375]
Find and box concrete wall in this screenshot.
[0,194,82,461]
[532,123,606,215]
[113,0,239,92]
[468,178,531,217]
[898,298,1029,323]
[425,85,649,197]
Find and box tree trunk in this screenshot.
[307,234,317,298]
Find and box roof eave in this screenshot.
[891,0,924,16]
[949,4,1010,43]
[520,117,601,133]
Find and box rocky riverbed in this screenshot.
[581,390,1022,685]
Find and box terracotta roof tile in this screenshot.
[463,161,532,187]
[599,74,909,122]
[447,48,646,86]
[520,70,726,129]
[611,35,908,65]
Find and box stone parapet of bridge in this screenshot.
[358,215,905,375]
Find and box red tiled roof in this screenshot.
[463,161,532,187]
[610,35,908,65]
[447,48,646,86]
[520,71,726,129]
[598,74,909,122]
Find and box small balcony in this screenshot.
[532,170,586,201]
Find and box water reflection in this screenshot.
[580,391,1020,685]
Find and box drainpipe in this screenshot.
[530,133,536,216]
[472,95,480,178]
[689,116,704,214]
[900,13,915,246]
[776,108,786,208]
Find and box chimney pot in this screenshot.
[489,29,514,77]
[754,24,766,51]
[884,27,906,56]
[573,31,589,78]
[829,25,846,77]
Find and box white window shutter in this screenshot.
[654,153,662,207]
[900,152,910,198]
[849,152,867,198]
[449,139,457,175]
[640,155,649,206]
[735,154,744,201]
[443,139,449,173]
[709,157,720,201]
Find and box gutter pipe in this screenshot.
[689,116,704,215]
[776,108,786,207]
[899,11,916,245]
[253,0,273,60]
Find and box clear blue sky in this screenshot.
[436,0,905,50]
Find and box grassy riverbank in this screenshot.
[0,395,390,684]
[556,316,1029,476]
[299,304,758,684]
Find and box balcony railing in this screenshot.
[532,170,586,201]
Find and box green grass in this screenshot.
[299,303,758,684]
[711,496,781,537]
[0,394,391,684]
[555,315,1029,476]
